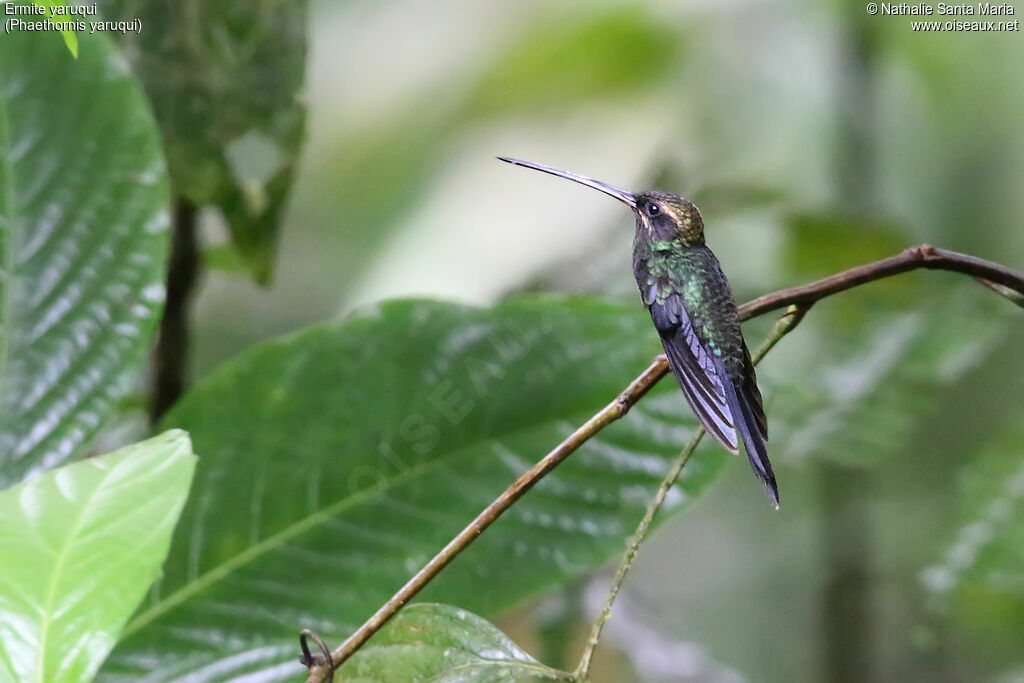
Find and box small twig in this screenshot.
[975,277,1024,308]
[573,306,807,681]
[298,630,335,682]
[303,245,1024,681]
[574,432,702,682]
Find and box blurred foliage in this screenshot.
[766,215,1018,470]
[276,4,682,340]
[770,287,1014,469]
[0,431,195,682]
[927,419,1024,600]
[465,7,680,117]
[102,0,308,282]
[782,207,910,282]
[0,27,169,487]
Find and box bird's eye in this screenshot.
[645,202,661,217]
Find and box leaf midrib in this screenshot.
[34,462,108,682]
[119,401,631,641]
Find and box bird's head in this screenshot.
[498,157,705,247]
[633,191,705,246]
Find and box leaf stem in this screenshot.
[573,306,807,681]
[304,245,1024,681]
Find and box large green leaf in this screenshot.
[337,603,570,682]
[0,27,170,487]
[102,0,308,283]
[103,297,726,680]
[0,430,196,683]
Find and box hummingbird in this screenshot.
[499,157,778,507]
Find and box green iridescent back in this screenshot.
[632,233,746,374]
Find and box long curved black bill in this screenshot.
[498,157,636,209]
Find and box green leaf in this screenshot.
[59,27,78,59]
[201,243,248,274]
[27,1,79,58]
[103,297,726,680]
[102,0,309,283]
[337,603,570,682]
[0,430,196,683]
[0,29,170,487]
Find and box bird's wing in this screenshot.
[648,293,739,453]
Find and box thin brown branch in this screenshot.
[304,244,1024,681]
[738,244,1024,320]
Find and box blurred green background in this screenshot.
[177,0,1024,681]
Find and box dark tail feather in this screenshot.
[721,369,780,508]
